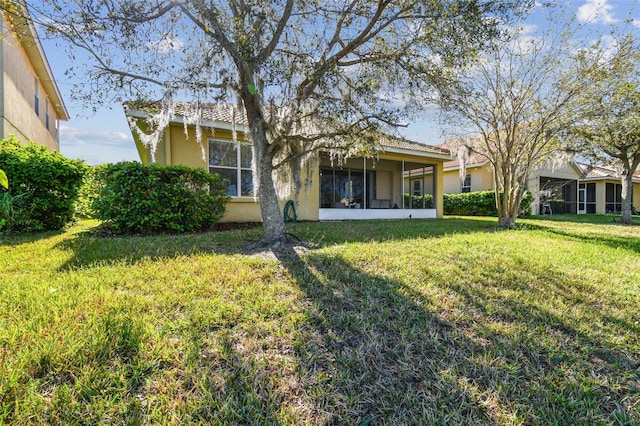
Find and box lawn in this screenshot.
[1,216,639,425]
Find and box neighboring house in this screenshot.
[125,103,453,223]
[0,1,68,150]
[576,163,640,214]
[430,139,640,215]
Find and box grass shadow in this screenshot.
[273,247,639,424]
[521,220,640,254]
[52,217,498,271]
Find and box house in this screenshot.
[576,163,640,214]
[125,103,453,222]
[0,1,68,150]
[426,139,640,215]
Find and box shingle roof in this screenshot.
[435,140,488,169]
[380,135,451,156]
[130,101,450,157]
[578,162,640,181]
[173,103,249,126]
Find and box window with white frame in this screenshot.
[462,173,471,193]
[208,138,253,197]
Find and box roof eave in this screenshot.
[376,146,453,161]
[125,108,251,134]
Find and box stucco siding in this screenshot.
[1,12,60,150]
[443,164,494,194]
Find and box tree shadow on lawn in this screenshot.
[0,228,64,247]
[522,221,640,255]
[269,249,639,424]
[54,217,498,271]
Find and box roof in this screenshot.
[127,102,452,159]
[173,103,249,127]
[577,162,640,182]
[378,135,451,157]
[435,140,489,170]
[3,2,68,120]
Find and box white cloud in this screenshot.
[60,125,132,148]
[577,0,619,25]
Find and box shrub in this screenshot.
[444,190,532,217]
[93,162,230,234]
[403,193,434,209]
[0,136,87,232]
[74,165,105,220]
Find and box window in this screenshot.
[411,179,422,196]
[34,77,39,116]
[45,99,50,130]
[461,173,471,193]
[208,139,253,197]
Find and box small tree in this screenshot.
[437,14,595,228]
[12,0,529,244]
[570,34,640,224]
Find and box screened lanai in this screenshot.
[318,153,439,220]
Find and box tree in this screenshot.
[436,14,595,229]
[570,35,640,224]
[12,0,527,244]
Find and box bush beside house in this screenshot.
[404,193,434,209]
[0,136,87,231]
[93,162,230,234]
[444,190,532,217]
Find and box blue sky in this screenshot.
[40,0,640,165]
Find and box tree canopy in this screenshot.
[14,0,529,243]
[570,34,640,223]
[437,13,598,228]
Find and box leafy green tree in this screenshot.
[14,0,527,244]
[570,35,640,224]
[437,13,598,228]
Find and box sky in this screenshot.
[38,0,640,165]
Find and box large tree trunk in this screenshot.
[494,163,519,229]
[620,170,634,224]
[255,130,288,244]
[241,78,288,246]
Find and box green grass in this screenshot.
[1,215,639,425]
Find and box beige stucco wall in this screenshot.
[141,123,320,222]
[1,13,60,150]
[442,163,494,194]
[138,122,448,221]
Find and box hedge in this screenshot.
[93,162,230,234]
[444,190,532,217]
[0,136,87,231]
[403,193,434,209]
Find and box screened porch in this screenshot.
[318,153,438,220]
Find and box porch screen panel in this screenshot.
[320,167,366,208]
[586,183,596,213]
[606,183,622,213]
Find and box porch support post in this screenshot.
[435,161,444,217]
[402,161,405,210]
[363,157,367,209]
